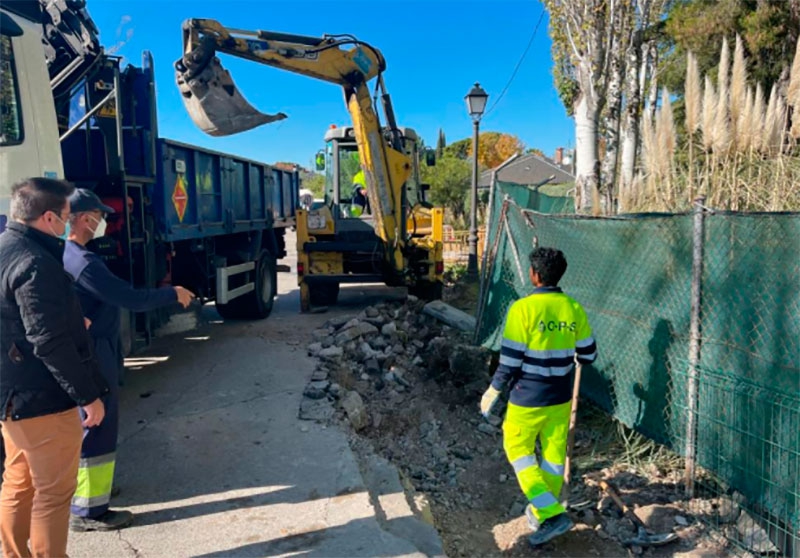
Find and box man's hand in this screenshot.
[480,386,501,418]
[84,317,92,329]
[81,398,105,428]
[174,286,196,309]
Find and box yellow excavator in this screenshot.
[174,19,444,311]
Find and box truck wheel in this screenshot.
[215,252,276,320]
[409,280,443,301]
[309,282,340,307]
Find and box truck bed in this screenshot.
[154,138,297,242]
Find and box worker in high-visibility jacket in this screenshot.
[480,247,597,547]
[350,170,368,217]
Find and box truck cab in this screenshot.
[0,7,65,230]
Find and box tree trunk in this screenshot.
[644,41,659,123]
[619,31,643,212]
[600,44,625,214]
[574,61,600,214]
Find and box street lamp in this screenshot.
[465,82,488,278]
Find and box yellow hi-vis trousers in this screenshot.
[503,400,571,522]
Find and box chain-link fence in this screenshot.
[476,181,799,556]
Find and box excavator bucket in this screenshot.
[175,56,286,137]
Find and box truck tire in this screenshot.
[309,282,340,307]
[409,280,443,301]
[215,252,276,320]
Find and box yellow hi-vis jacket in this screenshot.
[491,286,597,407]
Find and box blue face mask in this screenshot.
[49,213,70,241]
[59,221,71,241]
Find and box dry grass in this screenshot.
[622,34,800,213]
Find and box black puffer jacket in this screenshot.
[0,222,108,421]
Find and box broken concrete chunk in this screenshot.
[343,318,361,330]
[358,322,379,336]
[327,315,352,330]
[381,322,398,336]
[477,422,498,435]
[366,306,380,318]
[303,385,327,400]
[307,342,323,357]
[736,511,779,554]
[309,380,330,392]
[335,326,362,345]
[370,336,388,350]
[365,358,381,376]
[423,300,477,333]
[407,295,419,303]
[318,346,343,360]
[299,398,335,422]
[341,391,368,431]
[322,336,335,348]
[633,504,675,534]
[328,383,342,398]
[310,367,329,381]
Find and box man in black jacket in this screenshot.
[0,177,108,558]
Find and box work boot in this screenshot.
[70,510,134,532]
[527,513,573,547]
[525,504,540,532]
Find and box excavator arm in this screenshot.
[174,18,411,272]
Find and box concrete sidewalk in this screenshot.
[66,255,441,557]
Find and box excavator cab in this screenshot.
[318,126,425,221]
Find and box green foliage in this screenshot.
[302,172,325,198]
[420,156,472,221]
[661,0,799,95]
[443,138,471,160]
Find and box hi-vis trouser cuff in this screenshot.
[71,452,116,517]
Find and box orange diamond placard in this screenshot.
[172,175,188,222]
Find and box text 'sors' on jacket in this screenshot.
[0,223,109,420]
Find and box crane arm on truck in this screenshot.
[173,18,412,275]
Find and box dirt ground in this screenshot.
[305,291,740,557]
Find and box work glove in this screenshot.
[480,386,501,418]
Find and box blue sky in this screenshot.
[86,0,574,169]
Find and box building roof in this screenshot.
[478,153,574,188]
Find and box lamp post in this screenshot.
[465,82,488,278]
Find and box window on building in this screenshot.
[0,35,24,145]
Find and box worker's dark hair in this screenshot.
[10,177,74,222]
[529,247,568,286]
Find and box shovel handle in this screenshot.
[563,363,583,487]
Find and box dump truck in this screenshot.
[0,1,299,352]
[173,19,445,311]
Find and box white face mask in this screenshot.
[89,215,107,239]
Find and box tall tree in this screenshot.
[545,0,620,213]
[436,128,447,159]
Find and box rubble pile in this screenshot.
[299,296,491,432]
[298,296,739,557]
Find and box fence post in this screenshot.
[684,196,707,497]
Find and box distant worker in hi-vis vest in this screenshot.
[480,247,597,547]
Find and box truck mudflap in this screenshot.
[174,37,286,137]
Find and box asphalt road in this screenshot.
[66,234,439,557]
